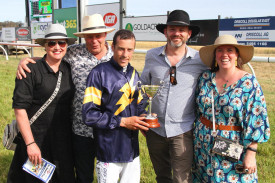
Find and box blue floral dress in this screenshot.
[193,70,270,183]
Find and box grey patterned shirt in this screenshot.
[63,42,113,137]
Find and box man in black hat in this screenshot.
[140,10,208,183]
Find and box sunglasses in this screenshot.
[47,40,67,48]
[170,66,177,85]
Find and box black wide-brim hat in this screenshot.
[156,10,200,38]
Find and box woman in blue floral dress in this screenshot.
[193,35,270,183]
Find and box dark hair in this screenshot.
[210,47,243,72]
[112,29,136,47]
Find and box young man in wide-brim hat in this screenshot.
[16,13,115,183]
[141,9,208,183]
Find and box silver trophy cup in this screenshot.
[139,81,163,128]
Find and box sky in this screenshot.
[0,0,275,22]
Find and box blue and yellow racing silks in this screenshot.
[82,57,147,163]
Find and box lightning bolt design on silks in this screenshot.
[114,70,137,115]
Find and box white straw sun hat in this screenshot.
[35,24,76,46]
[73,14,115,38]
[199,35,254,67]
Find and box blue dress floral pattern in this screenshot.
[193,70,270,183]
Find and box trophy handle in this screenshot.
[151,80,164,100]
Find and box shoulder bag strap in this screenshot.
[29,71,62,125]
[211,89,217,136]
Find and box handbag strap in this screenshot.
[211,90,217,136]
[29,71,62,125]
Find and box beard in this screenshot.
[167,36,186,48]
[169,40,183,48]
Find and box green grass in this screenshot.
[0,54,275,182]
[0,56,19,182]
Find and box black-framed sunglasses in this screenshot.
[170,66,177,85]
[47,40,67,48]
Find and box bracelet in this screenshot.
[26,141,35,147]
[247,146,257,152]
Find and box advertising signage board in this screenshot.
[188,20,219,46]
[1,28,16,42]
[123,15,218,45]
[219,16,275,47]
[1,27,31,41]
[123,15,167,41]
[16,27,31,41]
[31,22,51,39]
[29,0,53,23]
[53,8,77,38]
[86,3,120,40]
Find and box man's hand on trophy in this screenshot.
[120,116,149,131]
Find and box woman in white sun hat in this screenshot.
[7,24,76,183]
[192,35,270,182]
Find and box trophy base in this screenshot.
[144,117,160,128]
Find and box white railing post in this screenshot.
[0,45,9,60]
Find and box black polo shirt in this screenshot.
[12,55,75,145]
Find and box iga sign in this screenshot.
[219,16,275,47]
[86,3,119,40]
[104,13,117,27]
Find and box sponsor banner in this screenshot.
[53,8,77,38]
[28,0,53,23]
[86,3,120,40]
[1,27,16,42]
[123,15,167,41]
[15,27,31,41]
[123,16,218,45]
[31,22,51,39]
[187,20,219,46]
[219,16,275,47]
[219,30,275,47]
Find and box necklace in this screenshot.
[222,80,229,90]
[220,80,229,93]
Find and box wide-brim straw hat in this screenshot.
[73,14,115,38]
[156,10,200,38]
[35,24,76,46]
[199,35,254,67]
